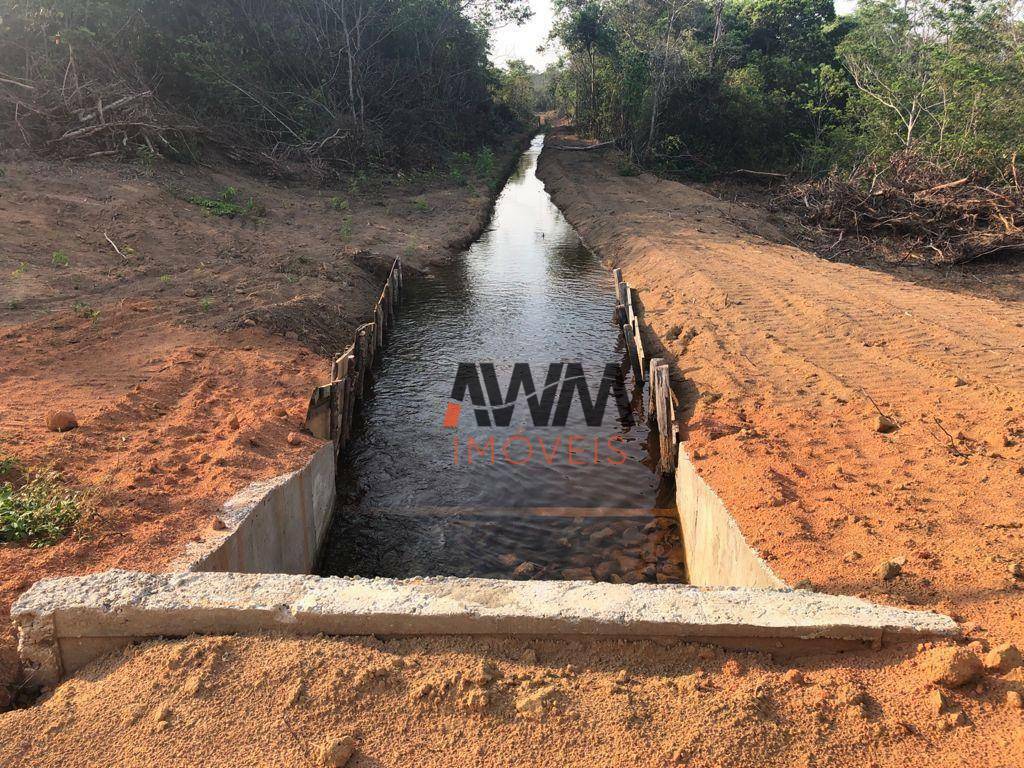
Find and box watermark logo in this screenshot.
[443,362,632,428]
[444,362,633,466]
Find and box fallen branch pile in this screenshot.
[792,153,1024,265]
[0,44,200,160]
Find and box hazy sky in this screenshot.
[490,0,859,69]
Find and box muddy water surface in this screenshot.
[319,136,684,583]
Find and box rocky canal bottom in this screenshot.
[322,508,686,583]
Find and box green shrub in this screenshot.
[0,463,83,547]
[0,0,529,169]
[188,187,258,217]
[474,147,496,178]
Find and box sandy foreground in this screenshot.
[1,137,1024,765]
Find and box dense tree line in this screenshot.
[0,0,531,172]
[550,0,1024,181]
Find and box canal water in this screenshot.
[319,135,684,584]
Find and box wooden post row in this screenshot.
[305,259,402,443]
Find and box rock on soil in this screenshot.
[983,643,1022,673]
[875,414,899,433]
[929,688,950,715]
[318,734,358,767]
[44,410,78,432]
[923,646,983,688]
[876,558,904,581]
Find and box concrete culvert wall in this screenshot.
[674,445,787,589]
[172,444,336,575]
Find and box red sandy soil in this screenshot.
[1,633,1023,767]
[0,151,510,695]
[2,135,1024,767]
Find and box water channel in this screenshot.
[319,135,684,584]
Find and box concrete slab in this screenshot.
[13,570,958,686]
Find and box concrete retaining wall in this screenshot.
[172,443,336,574]
[12,570,958,686]
[675,445,787,589]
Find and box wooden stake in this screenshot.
[622,323,642,380]
[632,316,647,379]
[303,384,333,440]
[653,362,675,475]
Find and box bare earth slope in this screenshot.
[537,142,1024,637]
[0,152,511,694]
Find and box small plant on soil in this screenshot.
[475,147,495,178]
[72,301,100,321]
[0,460,83,547]
[159,274,171,284]
[330,196,349,212]
[449,167,467,187]
[348,171,367,195]
[199,297,213,312]
[188,187,260,218]
[11,261,26,277]
[413,197,428,212]
[51,250,69,267]
[339,217,353,239]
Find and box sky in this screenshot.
[490,0,859,70]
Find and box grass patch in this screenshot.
[0,460,83,547]
[72,300,100,320]
[188,186,261,217]
[51,250,69,267]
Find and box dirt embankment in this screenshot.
[0,145,521,695]
[537,140,1024,630]
[534,138,1024,755]
[2,632,1024,768]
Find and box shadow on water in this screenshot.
[319,135,684,584]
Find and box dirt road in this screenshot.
[0,148,516,694]
[537,142,1024,640]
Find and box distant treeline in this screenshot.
[548,0,1024,182]
[0,0,532,174]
